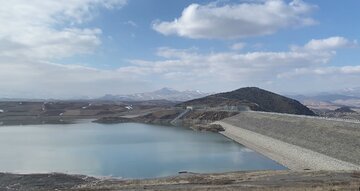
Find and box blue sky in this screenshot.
[74,0,360,67]
[0,0,360,98]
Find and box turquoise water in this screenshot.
[0,122,285,178]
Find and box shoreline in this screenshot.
[2,113,360,171]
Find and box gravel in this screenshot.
[2,171,360,191]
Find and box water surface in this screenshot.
[0,122,285,178]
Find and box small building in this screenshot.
[186,106,193,110]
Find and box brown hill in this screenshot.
[334,106,356,113]
[179,87,316,116]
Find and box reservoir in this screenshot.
[0,122,285,178]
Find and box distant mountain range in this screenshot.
[180,87,315,116]
[288,87,360,109]
[338,87,360,97]
[98,88,210,102]
[290,94,360,103]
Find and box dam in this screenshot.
[214,111,360,171]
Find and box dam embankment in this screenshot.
[214,111,360,171]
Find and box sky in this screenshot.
[1,0,360,98]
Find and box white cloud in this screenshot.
[274,65,360,93]
[278,65,360,78]
[0,28,102,60]
[291,36,358,51]
[153,0,316,39]
[231,42,246,51]
[0,0,157,98]
[0,0,358,98]
[278,36,359,79]
[0,0,127,60]
[118,36,360,93]
[0,60,150,98]
[125,20,138,27]
[124,37,346,79]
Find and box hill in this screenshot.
[334,106,356,113]
[179,87,316,116]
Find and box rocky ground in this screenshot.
[312,108,360,121]
[0,171,359,191]
[305,103,360,121]
[93,107,240,130]
[0,100,239,133]
[0,101,172,126]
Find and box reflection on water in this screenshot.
[0,122,286,178]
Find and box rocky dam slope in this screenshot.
[216,111,360,170]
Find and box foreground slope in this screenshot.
[1,171,359,191]
[180,87,315,116]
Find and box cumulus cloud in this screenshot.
[0,28,102,60]
[304,37,356,50]
[275,65,360,92]
[278,36,359,79]
[124,37,351,78]
[0,0,155,98]
[291,36,358,51]
[118,36,359,92]
[153,0,316,39]
[0,60,150,98]
[0,0,127,60]
[0,0,358,97]
[124,20,138,27]
[278,65,360,78]
[231,43,246,51]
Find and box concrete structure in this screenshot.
[170,109,192,125]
